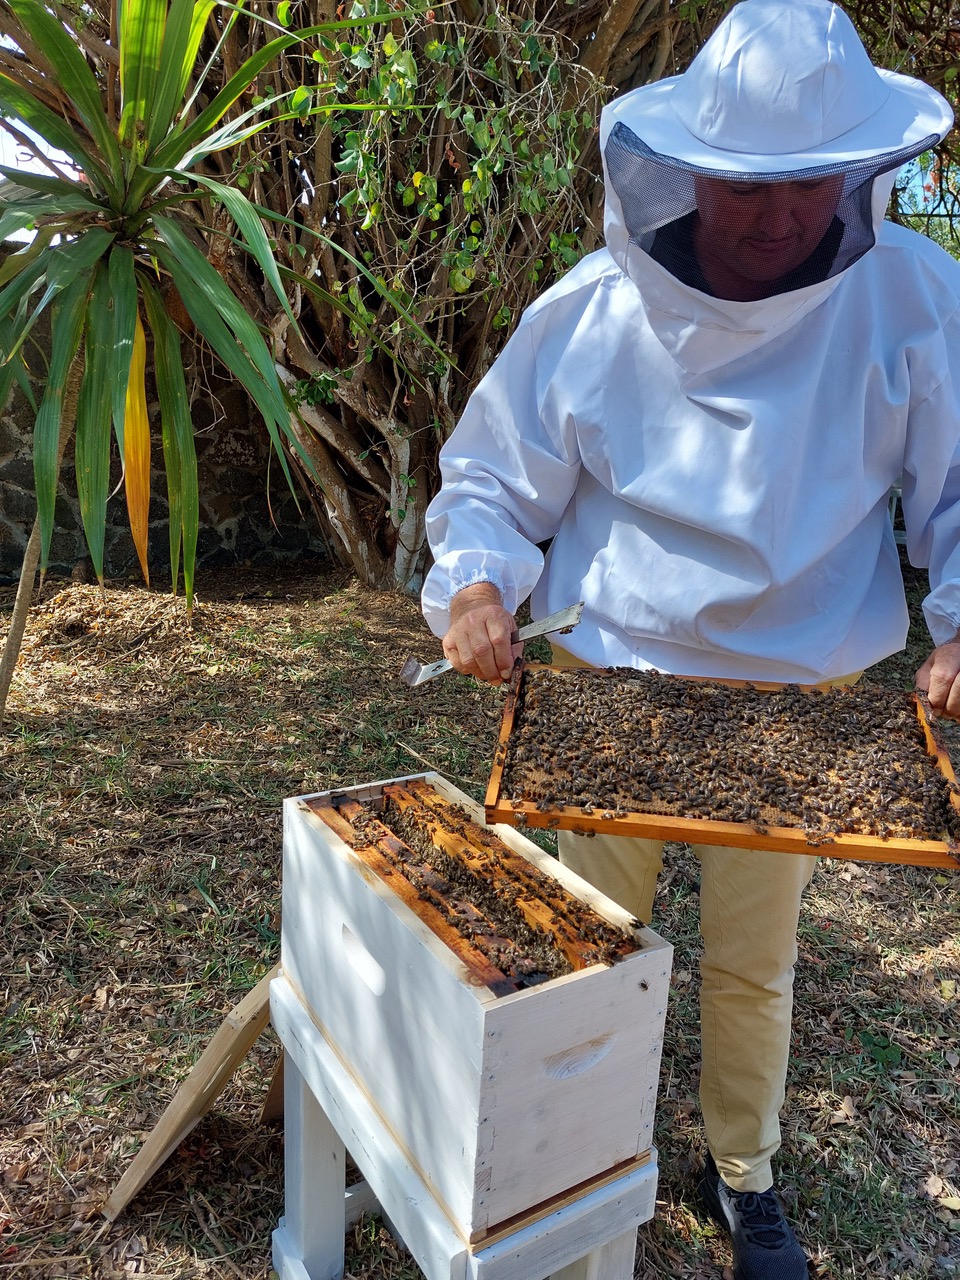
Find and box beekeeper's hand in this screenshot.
[443,583,521,685]
[916,639,960,720]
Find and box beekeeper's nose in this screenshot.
[752,186,802,238]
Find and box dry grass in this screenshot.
[1,555,958,1279]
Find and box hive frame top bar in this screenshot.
[289,770,659,943]
[484,664,960,871]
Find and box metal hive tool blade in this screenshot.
[399,602,584,689]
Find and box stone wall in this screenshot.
[0,368,331,586]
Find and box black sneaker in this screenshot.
[699,1152,809,1280]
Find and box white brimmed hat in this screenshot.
[602,0,953,174]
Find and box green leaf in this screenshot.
[74,265,114,582]
[0,228,112,373]
[118,0,165,160]
[149,222,301,491]
[6,0,123,190]
[0,224,56,289]
[0,231,63,364]
[266,207,453,367]
[142,276,198,605]
[148,0,217,149]
[0,190,105,219]
[149,33,302,172]
[148,12,419,172]
[0,73,116,198]
[45,228,116,292]
[34,271,90,566]
[164,95,380,178]
[290,85,312,116]
[150,215,289,412]
[0,312,36,413]
[0,164,101,205]
[0,209,37,241]
[184,172,297,328]
[392,51,417,83]
[108,247,139,447]
[277,264,412,372]
[0,247,50,318]
[17,228,116,346]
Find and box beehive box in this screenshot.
[485,665,960,869]
[280,773,672,1244]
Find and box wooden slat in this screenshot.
[386,781,629,969]
[467,1151,652,1249]
[484,799,960,867]
[426,773,649,938]
[398,778,593,916]
[915,690,960,819]
[311,800,519,996]
[101,964,279,1221]
[484,664,522,812]
[259,1049,285,1123]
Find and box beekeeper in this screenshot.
[419,1,958,1277]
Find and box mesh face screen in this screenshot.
[605,123,939,300]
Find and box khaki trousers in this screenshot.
[558,829,815,1193]
[551,647,856,1193]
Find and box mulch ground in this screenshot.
[1,559,958,1280]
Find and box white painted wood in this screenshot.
[547,1229,637,1280]
[272,974,472,1280]
[273,1221,319,1280]
[282,800,488,1230]
[281,777,673,1239]
[462,1174,654,1280]
[344,1180,380,1229]
[282,1055,346,1280]
[474,956,670,1226]
[271,975,657,1280]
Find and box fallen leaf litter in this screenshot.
[496,667,960,845]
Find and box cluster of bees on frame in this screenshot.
[343,785,640,987]
[497,668,960,845]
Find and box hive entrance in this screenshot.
[308,777,642,997]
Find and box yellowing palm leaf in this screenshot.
[123,314,151,585]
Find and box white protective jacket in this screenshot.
[422,140,960,685]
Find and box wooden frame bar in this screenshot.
[484,666,960,870]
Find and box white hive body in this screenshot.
[279,772,673,1244]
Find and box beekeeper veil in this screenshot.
[601,0,954,302]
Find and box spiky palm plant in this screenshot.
[0,0,410,719]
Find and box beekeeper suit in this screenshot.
[420,1,957,1276]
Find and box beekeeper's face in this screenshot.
[693,173,845,300]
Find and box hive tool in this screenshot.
[399,602,584,688]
